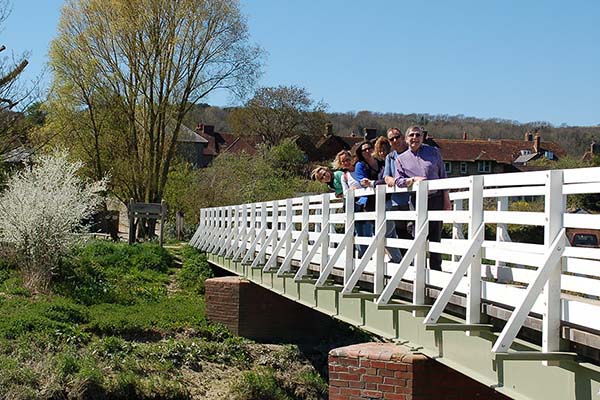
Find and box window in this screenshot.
[460,162,467,174]
[478,160,491,173]
[444,161,452,174]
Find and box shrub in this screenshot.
[178,246,213,294]
[0,149,107,292]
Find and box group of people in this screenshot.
[311,126,451,270]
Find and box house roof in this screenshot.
[173,122,209,143]
[293,134,364,162]
[195,128,230,156]
[221,135,259,155]
[434,138,566,164]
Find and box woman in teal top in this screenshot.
[311,165,343,197]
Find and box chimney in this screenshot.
[534,133,541,153]
[324,122,333,137]
[196,123,204,132]
[363,128,377,140]
[525,131,533,141]
[203,125,214,135]
[463,131,468,140]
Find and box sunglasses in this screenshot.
[407,132,422,138]
[389,135,402,141]
[361,147,373,152]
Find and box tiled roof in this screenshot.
[433,138,566,164]
[221,136,258,155]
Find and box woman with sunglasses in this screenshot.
[358,136,403,264]
[351,140,381,257]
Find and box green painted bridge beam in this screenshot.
[425,323,495,332]
[494,351,578,362]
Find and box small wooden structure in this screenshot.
[128,199,167,246]
[175,210,185,241]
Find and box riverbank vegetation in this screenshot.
[0,241,333,399]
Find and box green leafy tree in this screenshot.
[229,85,327,146]
[170,141,323,213]
[46,0,263,236]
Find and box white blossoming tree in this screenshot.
[0,149,107,292]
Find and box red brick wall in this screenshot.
[205,276,335,341]
[205,276,242,335]
[329,343,510,400]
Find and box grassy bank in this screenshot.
[0,241,328,400]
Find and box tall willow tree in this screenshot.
[48,0,262,214]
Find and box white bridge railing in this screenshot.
[191,167,600,358]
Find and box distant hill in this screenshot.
[183,104,600,157]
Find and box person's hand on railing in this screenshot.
[407,176,426,187]
[360,178,373,188]
[384,176,395,187]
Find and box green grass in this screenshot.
[86,294,204,336]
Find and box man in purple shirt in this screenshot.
[394,126,451,271]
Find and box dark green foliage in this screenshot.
[86,294,204,336]
[264,138,306,176]
[178,246,213,294]
[0,296,89,340]
[56,241,173,305]
[71,241,174,272]
[0,270,30,296]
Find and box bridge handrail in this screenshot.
[192,166,600,359]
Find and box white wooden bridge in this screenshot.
[191,167,600,400]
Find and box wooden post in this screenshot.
[128,198,135,245]
[176,210,184,241]
[159,200,166,247]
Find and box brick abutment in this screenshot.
[328,342,510,400]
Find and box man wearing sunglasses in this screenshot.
[383,128,412,246]
[394,126,451,271]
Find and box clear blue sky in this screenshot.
[3,0,600,126]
